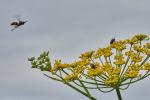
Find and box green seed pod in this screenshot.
[28,57,35,61]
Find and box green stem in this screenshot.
[44,74,62,82]
[65,82,97,100]
[120,44,132,76]
[109,57,112,65]
[78,79,92,99]
[61,69,97,100]
[116,88,122,100]
[140,56,149,66]
[99,57,104,65]
[121,71,150,86]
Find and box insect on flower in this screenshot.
[89,63,96,69]
[10,16,27,31]
[110,38,115,44]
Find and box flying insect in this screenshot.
[10,16,27,31]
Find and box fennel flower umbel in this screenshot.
[28,34,150,100]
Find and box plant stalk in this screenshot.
[116,88,122,100]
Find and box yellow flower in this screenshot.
[103,62,113,73]
[113,67,121,75]
[143,48,150,56]
[114,54,124,60]
[52,59,70,72]
[143,63,150,70]
[111,40,126,51]
[101,47,113,57]
[72,59,90,68]
[93,47,113,58]
[114,59,125,65]
[93,48,103,59]
[124,64,140,78]
[104,75,120,87]
[132,34,148,41]
[124,70,139,79]
[124,38,138,44]
[130,55,143,63]
[64,73,79,82]
[103,62,121,75]
[87,63,104,77]
[125,50,135,56]
[29,33,150,89]
[70,60,89,74]
[133,45,144,52]
[125,51,143,63]
[79,51,94,60]
[144,42,150,49]
[113,54,125,65]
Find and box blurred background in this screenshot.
[0,0,150,100]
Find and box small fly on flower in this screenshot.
[10,16,27,31]
[89,63,96,69]
[110,38,115,44]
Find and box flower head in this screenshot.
[29,33,150,98]
[124,64,140,78]
[113,54,125,65]
[64,73,79,82]
[143,63,150,70]
[104,75,120,87]
[87,63,104,77]
[93,48,103,58]
[132,34,148,41]
[79,51,94,60]
[111,40,126,51]
[52,59,70,72]
[101,47,113,57]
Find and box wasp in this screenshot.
[10,16,27,31]
[110,38,115,44]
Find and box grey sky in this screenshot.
[0,0,150,100]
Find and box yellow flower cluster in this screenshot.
[64,73,79,82]
[30,34,149,88]
[52,59,70,72]
[143,63,150,70]
[111,40,126,51]
[104,75,120,87]
[71,60,89,67]
[125,34,148,44]
[124,64,140,78]
[93,48,103,58]
[125,50,135,56]
[103,62,121,76]
[125,38,138,44]
[144,43,150,49]
[143,49,150,56]
[130,55,143,63]
[79,51,94,60]
[71,60,89,72]
[100,47,113,57]
[132,34,148,41]
[93,47,113,58]
[64,60,90,82]
[93,47,113,59]
[133,45,144,52]
[102,62,121,86]
[87,63,103,77]
[55,34,149,87]
[113,54,125,65]
[125,50,143,63]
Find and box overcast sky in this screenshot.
[0,0,150,100]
